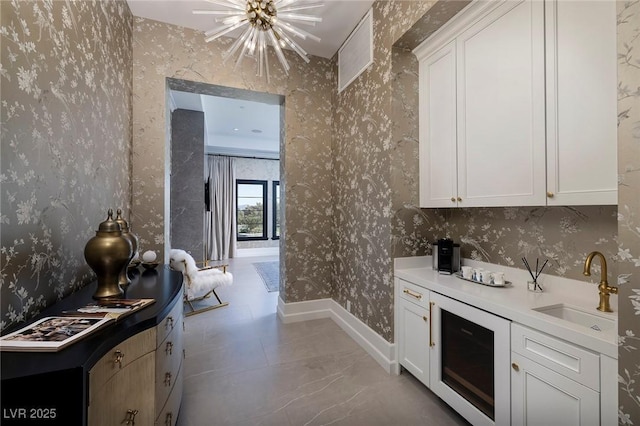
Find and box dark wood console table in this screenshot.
[1,265,184,425]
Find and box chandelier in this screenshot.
[194,0,324,81]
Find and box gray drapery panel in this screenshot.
[205,155,236,260]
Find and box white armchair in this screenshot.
[169,249,233,316]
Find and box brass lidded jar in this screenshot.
[115,208,139,287]
[84,209,133,299]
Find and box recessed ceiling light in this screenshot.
[251,129,263,134]
[233,128,239,131]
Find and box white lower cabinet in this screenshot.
[395,278,617,426]
[397,279,431,386]
[510,323,603,426]
[511,352,599,426]
[397,296,430,386]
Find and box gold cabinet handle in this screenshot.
[422,315,427,322]
[165,412,173,426]
[451,197,456,202]
[546,191,554,198]
[457,197,462,202]
[165,341,173,356]
[512,362,519,372]
[123,409,138,425]
[403,288,422,300]
[114,350,125,368]
[429,302,434,347]
[164,372,172,387]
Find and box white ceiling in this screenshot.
[135,0,375,158]
[170,91,282,158]
[127,0,375,59]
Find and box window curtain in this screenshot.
[205,155,236,260]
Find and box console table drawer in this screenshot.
[156,360,183,426]
[88,351,155,426]
[89,327,156,402]
[157,299,182,347]
[155,318,184,416]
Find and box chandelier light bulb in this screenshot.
[195,0,323,82]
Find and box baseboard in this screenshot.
[236,247,279,257]
[277,297,397,374]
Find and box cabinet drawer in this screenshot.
[155,319,184,416]
[511,323,599,390]
[157,298,182,348]
[398,279,430,309]
[88,352,156,426]
[156,361,183,426]
[89,327,156,401]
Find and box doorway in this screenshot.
[166,78,284,297]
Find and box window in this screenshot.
[236,180,267,241]
[272,181,280,239]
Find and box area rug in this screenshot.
[253,261,279,292]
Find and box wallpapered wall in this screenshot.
[131,17,334,302]
[617,1,640,422]
[332,1,436,340]
[0,0,133,332]
[1,0,638,419]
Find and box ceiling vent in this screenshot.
[338,9,373,93]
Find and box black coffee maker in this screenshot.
[432,238,461,274]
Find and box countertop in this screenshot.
[394,256,618,358]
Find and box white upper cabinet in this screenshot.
[414,0,618,208]
[545,0,618,205]
[418,41,458,207]
[456,0,545,207]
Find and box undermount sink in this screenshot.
[533,303,616,332]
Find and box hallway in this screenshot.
[178,256,468,426]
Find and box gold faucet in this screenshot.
[583,251,618,312]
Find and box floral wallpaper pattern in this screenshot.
[131,17,334,301]
[617,1,640,422]
[0,0,637,417]
[0,0,133,332]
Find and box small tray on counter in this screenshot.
[454,272,511,288]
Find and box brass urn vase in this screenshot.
[115,208,139,287]
[84,209,133,299]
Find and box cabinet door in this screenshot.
[511,352,599,426]
[419,41,458,208]
[545,0,617,206]
[88,352,156,426]
[456,0,546,207]
[397,297,430,386]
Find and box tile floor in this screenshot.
[177,255,469,426]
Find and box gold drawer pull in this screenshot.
[166,316,174,330]
[164,372,172,387]
[165,412,172,426]
[403,288,422,300]
[512,362,520,372]
[165,341,173,355]
[122,409,138,425]
[114,350,125,368]
[422,316,427,322]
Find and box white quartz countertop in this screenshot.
[394,256,618,359]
